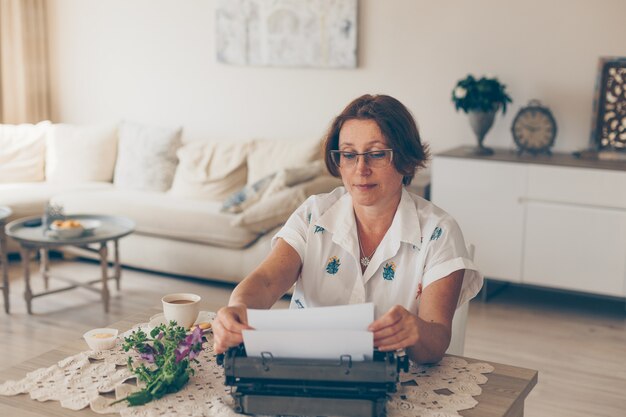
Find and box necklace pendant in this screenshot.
[360,256,370,267]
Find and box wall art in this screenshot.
[216,0,358,68]
[590,57,626,151]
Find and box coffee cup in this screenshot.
[162,293,201,328]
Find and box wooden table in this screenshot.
[0,206,12,314]
[0,307,538,417]
[5,215,135,314]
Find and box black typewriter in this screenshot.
[218,344,409,417]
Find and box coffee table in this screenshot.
[5,214,135,314]
[0,206,12,313]
[0,306,538,417]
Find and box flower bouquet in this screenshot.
[112,321,205,406]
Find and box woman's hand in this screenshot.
[212,303,253,354]
[368,305,420,352]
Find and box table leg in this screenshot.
[99,242,109,313]
[0,233,9,314]
[21,246,33,315]
[114,239,121,291]
[39,248,49,290]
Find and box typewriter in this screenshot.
[218,344,409,417]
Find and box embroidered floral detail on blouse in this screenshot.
[430,227,443,241]
[382,262,396,281]
[314,225,325,234]
[294,299,305,309]
[415,283,423,299]
[325,256,341,275]
[307,213,312,225]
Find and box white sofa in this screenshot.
[0,121,341,284]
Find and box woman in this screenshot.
[213,94,482,364]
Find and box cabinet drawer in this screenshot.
[523,201,626,297]
[527,165,626,209]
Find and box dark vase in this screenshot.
[468,109,497,155]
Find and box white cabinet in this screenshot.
[431,157,526,282]
[431,147,626,298]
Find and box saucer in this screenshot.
[148,310,215,331]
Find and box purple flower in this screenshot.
[174,327,204,363]
[140,345,156,363]
[175,344,192,363]
[187,327,203,346]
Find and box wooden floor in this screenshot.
[1,258,625,417]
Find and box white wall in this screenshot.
[47,0,626,153]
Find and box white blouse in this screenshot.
[273,187,483,319]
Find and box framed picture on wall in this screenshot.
[590,57,626,152]
[215,0,358,69]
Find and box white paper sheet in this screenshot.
[243,303,374,361]
[242,330,373,361]
[247,302,374,331]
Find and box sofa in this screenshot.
[0,121,342,284]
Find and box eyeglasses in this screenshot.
[329,149,394,168]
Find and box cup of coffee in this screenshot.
[162,293,201,328]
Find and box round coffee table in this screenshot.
[5,214,135,314]
[0,206,12,314]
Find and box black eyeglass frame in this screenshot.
[329,149,394,168]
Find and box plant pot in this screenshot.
[468,110,497,155]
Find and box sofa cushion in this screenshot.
[222,160,325,214]
[221,172,276,214]
[169,139,249,202]
[52,189,260,249]
[0,181,114,221]
[0,121,50,183]
[247,138,322,184]
[231,175,342,233]
[113,121,182,192]
[46,124,118,183]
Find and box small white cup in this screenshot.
[83,328,119,351]
[162,293,201,328]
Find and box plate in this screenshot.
[46,227,84,239]
[81,219,102,232]
[148,311,215,331]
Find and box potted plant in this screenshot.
[452,75,512,155]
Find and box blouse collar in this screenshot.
[316,187,422,281]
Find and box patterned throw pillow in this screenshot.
[221,173,276,214]
[231,175,342,233]
[113,121,182,191]
[222,161,325,214]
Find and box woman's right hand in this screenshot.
[212,303,253,354]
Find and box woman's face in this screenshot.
[337,119,404,209]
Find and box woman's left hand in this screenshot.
[368,305,420,351]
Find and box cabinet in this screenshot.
[431,146,626,298]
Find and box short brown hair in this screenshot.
[323,94,430,186]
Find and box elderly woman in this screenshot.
[213,94,482,364]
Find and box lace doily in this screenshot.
[0,312,493,417]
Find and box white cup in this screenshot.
[162,293,201,328]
